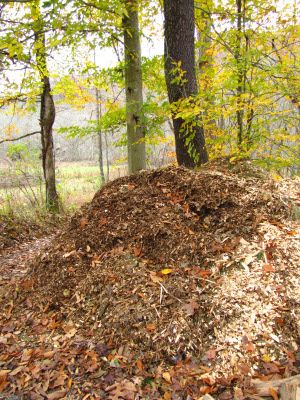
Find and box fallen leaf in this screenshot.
[43,350,56,359]
[99,217,107,227]
[238,363,251,375]
[164,392,172,400]
[136,359,143,371]
[234,387,244,400]
[285,349,296,362]
[261,355,271,362]
[182,299,199,316]
[134,247,142,257]
[262,264,274,272]
[269,388,279,400]
[80,217,88,229]
[146,324,156,331]
[206,349,216,360]
[47,389,68,400]
[149,271,163,283]
[162,371,172,384]
[161,268,173,275]
[0,370,11,377]
[246,342,255,352]
[26,298,32,308]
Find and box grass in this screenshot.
[56,161,127,207]
[0,161,127,248]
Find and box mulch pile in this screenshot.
[1,162,300,399]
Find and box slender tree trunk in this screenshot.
[40,75,59,212]
[122,0,146,174]
[235,0,244,148]
[196,11,216,152]
[164,0,208,168]
[95,87,105,183]
[32,0,59,212]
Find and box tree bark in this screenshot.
[164,0,208,168]
[95,87,105,183]
[40,75,59,212]
[196,10,216,153]
[32,0,59,212]
[122,0,146,174]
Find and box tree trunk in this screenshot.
[196,10,216,153]
[235,0,244,148]
[32,0,59,212]
[95,87,105,183]
[122,0,146,174]
[164,0,208,168]
[40,75,59,212]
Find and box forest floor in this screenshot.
[0,159,299,400]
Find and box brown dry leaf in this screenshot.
[234,387,244,400]
[206,349,216,360]
[136,359,143,371]
[106,380,137,400]
[47,389,68,400]
[246,342,255,352]
[276,317,284,327]
[182,299,199,317]
[65,328,77,339]
[146,324,156,331]
[149,271,163,283]
[127,183,134,190]
[219,391,233,400]
[43,350,56,359]
[285,349,296,362]
[134,247,142,257]
[26,297,33,308]
[238,363,251,376]
[0,370,11,377]
[99,217,107,227]
[80,216,88,229]
[262,263,275,272]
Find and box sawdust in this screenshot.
[5,167,300,373]
[2,163,300,383]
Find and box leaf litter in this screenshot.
[0,162,299,399]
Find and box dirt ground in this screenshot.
[0,160,299,400]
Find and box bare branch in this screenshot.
[0,131,40,145]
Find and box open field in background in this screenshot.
[56,161,128,206]
[0,161,129,248]
[0,161,128,210]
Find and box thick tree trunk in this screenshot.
[164,0,208,168]
[122,0,146,174]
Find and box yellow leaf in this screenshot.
[162,371,172,384]
[261,355,271,362]
[164,392,171,400]
[68,378,72,388]
[269,387,279,400]
[161,269,173,275]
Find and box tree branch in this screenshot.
[0,131,40,145]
